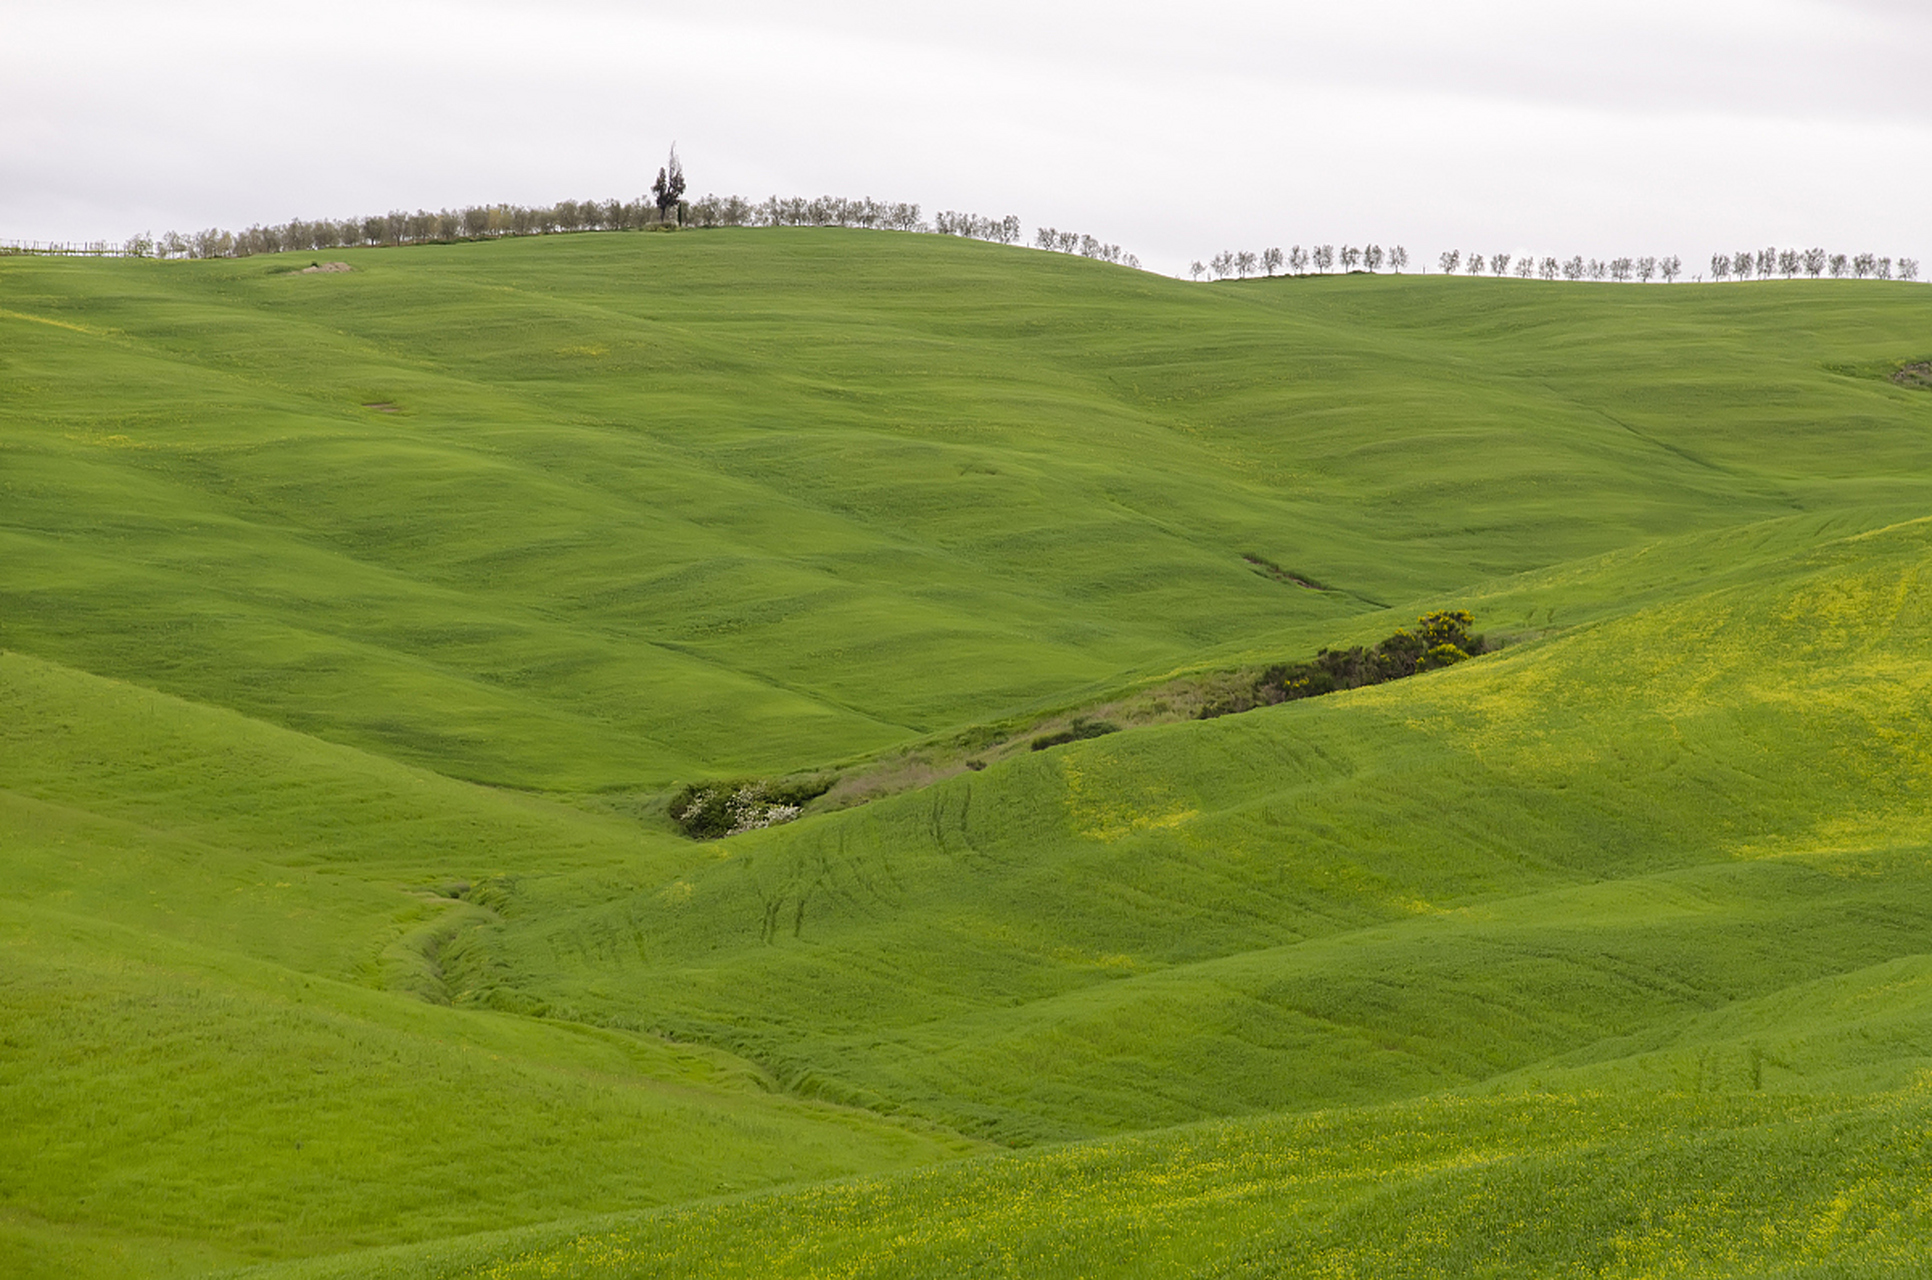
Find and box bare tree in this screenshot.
[1236,250,1258,278]
[1876,257,1893,280]
[1829,253,1849,278]
[1732,251,1754,280]
[1490,253,1511,276]
[1540,256,1560,280]
[1439,249,1461,274]
[1803,248,1827,278]
[1389,245,1408,273]
[1902,258,1921,282]
[1711,253,1732,282]
[1189,260,1206,281]
[1636,256,1657,283]
[1660,255,1682,283]
[1261,247,1283,276]
[1756,247,1777,280]
[1853,252,1876,279]
[1607,257,1630,282]
[1588,259,1608,280]
[1365,244,1385,272]
[1211,250,1235,279]
[1313,244,1335,272]
[1341,245,1362,271]
[1515,256,1535,278]
[1563,256,1585,281]
[1466,253,1485,275]
[1289,245,1310,274]
[1777,249,1800,279]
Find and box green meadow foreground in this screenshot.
[3,230,1931,1277]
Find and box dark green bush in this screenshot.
[1201,612,1486,720]
[1031,718,1121,751]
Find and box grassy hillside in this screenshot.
[3,229,1931,1276]
[4,234,1930,789]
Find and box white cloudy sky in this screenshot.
[4,0,1928,274]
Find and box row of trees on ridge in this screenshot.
[68,198,1142,267]
[1192,244,1410,279]
[1191,244,1922,283]
[1708,248,1917,281]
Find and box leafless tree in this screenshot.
[1313,244,1335,272]
[1189,260,1206,281]
[1289,245,1310,274]
[1365,244,1385,272]
[1340,245,1361,271]
[1876,257,1893,280]
[1803,248,1827,278]
[1211,250,1235,279]
[1901,258,1921,282]
[1490,253,1511,276]
[1853,252,1876,278]
[1756,247,1777,280]
[1466,253,1485,275]
[1439,249,1461,274]
[1829,253,1849,278]
[1515,256,1535,279]
[1563,256,1585,281]
[1610,257,1633,282]
[1261,247,1283,276]
[1732,251,1754,280]
[1389,245,1408,273]
[1236,250,1258,278]
[1636,256,1657,283]
[1660,255,1682,283]
[1540,256,1560,280]
[1777,249,1800,278]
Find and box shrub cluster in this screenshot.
[669,776,836,840]
[1201,610,1485,719]
[1030,718,1122,752]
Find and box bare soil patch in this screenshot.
[1892,361,1932,390]
[299,262,353,274]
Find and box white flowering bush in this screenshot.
[669,777,833,839]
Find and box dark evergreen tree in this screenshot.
[652,144,687,222]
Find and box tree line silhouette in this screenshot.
[1192,244,1921,283]
[54,194,1141,268]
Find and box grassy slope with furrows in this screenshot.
[4,233,1930,788]
[406,514,1932,1142]
[4,230,1932,1277]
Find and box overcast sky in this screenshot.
[4,0,1928,275]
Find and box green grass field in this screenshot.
[4,229,1931,1276]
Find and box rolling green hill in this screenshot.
[3,229,1931,1277]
